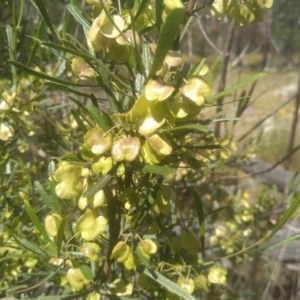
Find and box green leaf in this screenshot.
[134,0,148,21]
[141,165,175,176]
[143,268,195,300]
[44,82,93,97]
[136,246,150,267]
[19,239,48,255]
[5,25,17,90]
[34,0,59,39]
[48,161,56,177]
[24,200,54,245]
[266,193,300,240]
[190,188,205,259]
[65,0,91,32]
[205,110,225,121]
[210,117,242,123]
[207,73,267,101]
[155,0,164,31]
[142,43,152,79]
[6,285,28,294]
[84,162,122,197]
[41,41,92,60]
[0,253,42,263]
[87,105,110,131]
[159,124,209,133]
[26,296,80,300]
[149,6,186,78]
[250,232,300,254]
[79,264,94,281]
[49,181,62,215]
[8,60,81,86]
[131,162,175,175]
[189,145,221,150]
[27,19,46,67]
[34,181,57,213]
[39,41,132,91]
[56,216,68,256]
[71,109,87,132]
[83,175,112,197]
[187,58,207,80]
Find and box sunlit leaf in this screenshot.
[149,6,186,78]
[143,268,195,300]
[207,73,267,101]
[24,200,53,245]
[266,193,300,240]
[190,188,205,259]
[34,0,59,39]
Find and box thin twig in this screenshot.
[238,90,300,142]
[221,144,300,180]
[248,74,282,106]
[215,21,235,137]
[230,41,250,68]
[285,74,300,168]
[196,18,222,55]
[234,39,269,124]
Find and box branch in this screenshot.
[221,144,300,180]
[196,18,223,55]
[215,21,236,137]
[285,74,300,168]
[238,90,300,142]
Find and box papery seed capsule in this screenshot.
[111,136,141,161]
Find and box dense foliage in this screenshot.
[5,1,300,300]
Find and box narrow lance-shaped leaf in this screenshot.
[207,73,267,101]
[6,285,28,294]
[8,60,83,87]
[34,0,60,39]
[142,43,152,78]
[210,117,242,123]
[143,268,195,300]
[87,105,110,131]
[134,0,148,21]
[40,41,133,91]
[149,6,186,78]
[131,162,175,176]
[250,232,300,254]
[155,0,164,32]
[83,163,122,197]
[56,216,68,256]
[190,188,206,259]
[45,82,93,97]
[83,175,113,197]
[5,25,17,90]
[49,181,62,215]
[142,165,175,176]
[66,0,91,32]
[79,264,94,281]
[48,161,56,177]
[24,200,54,245]
[265,192,300,241]
[187,58,207,80]
[159,124,209,133]
[136,246,150,267]
[19,239,48,255]
[71,109,87,132]
[0,253,43,263]
[34,181,57,213]
[27,19,46,67]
